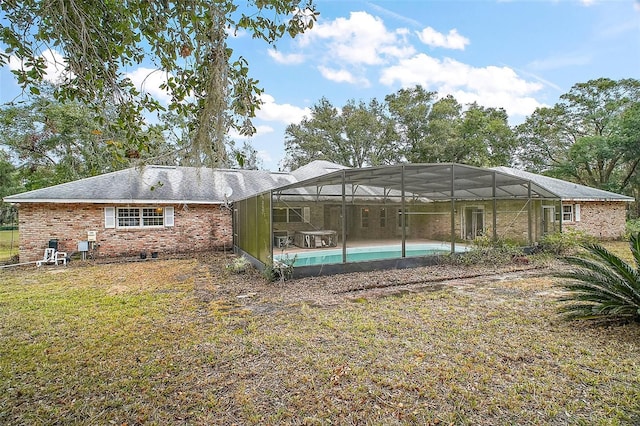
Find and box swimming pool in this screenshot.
[275,243,469,267]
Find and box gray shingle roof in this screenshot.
[4,161,634,204]
[492,167,634,202]
[3,165,297,204]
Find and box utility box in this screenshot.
[87,231,97,242]
[78,241,89,252]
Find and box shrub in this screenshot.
[226,256,251,274]
[625,219,640,240]
[539,229,594,255]
[556,232,640,321]
[263,254,297,282]
[448,237,523,267]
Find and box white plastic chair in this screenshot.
[54,251,68,266]
[36,248,56,267]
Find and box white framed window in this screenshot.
[104,206,174,228]
[273,207,309,223]
[562,205,574,222]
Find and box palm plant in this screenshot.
[556,233,640,321]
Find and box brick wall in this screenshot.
[562,201,627,240]
[17,203,232,262]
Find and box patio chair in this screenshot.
[36,248,56,267]
[54,251,68,266]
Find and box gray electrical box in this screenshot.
[78,241,89,252]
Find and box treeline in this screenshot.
[1,78,639,225]
[283,78,639,217]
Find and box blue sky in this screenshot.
[1,0,639,171]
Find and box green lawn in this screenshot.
[0,229,19,262]
[1,253,639,425]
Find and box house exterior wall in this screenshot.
[17,202,232,262]
[272,199,628,246]
[561,201,627,240]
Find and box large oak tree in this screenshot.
[1,0,317,166]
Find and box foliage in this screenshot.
[445,236,523,267]
[1,0,318,166]
[539,229,595,255]
[263,254,297,282]
[285,87,517,170]
[283,97,400,170]
[226,255,251,274]
[228,140,263,170]
[515,78,640,195]
[0,87,178,191]
[626,219,640,240]
[0,153,19,226]
[399,94,517,167]
[556,233,640,321]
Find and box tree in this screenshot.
[390,89,516,167]
[283,97,400,170]
[454,103,516,167]
[1,1,318,166]
[0,152,19,227]
[385,85,438,162]
[229,140,263,170]
[0,87,174,190]
[515,78,640,193]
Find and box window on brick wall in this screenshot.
[560,204,581,222]
[272,207,308,223]
[104,206,174,228]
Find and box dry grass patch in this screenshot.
[1,254,639,425]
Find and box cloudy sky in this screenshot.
[1,0,639,171]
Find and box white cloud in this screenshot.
[379,53,545,117]
[255,94,311,124]
[298,11,415,66]
[125,68,172,104]
[268,49,305,65]
[417,27,469,50]
[9,49,72,84]
[318,66,369,86]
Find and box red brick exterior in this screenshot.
[17,203,232,262]
[561,201,628,240]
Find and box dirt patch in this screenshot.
[200,253,561,313]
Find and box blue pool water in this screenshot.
[275,243,468,267]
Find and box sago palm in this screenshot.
[556,233,640,321]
